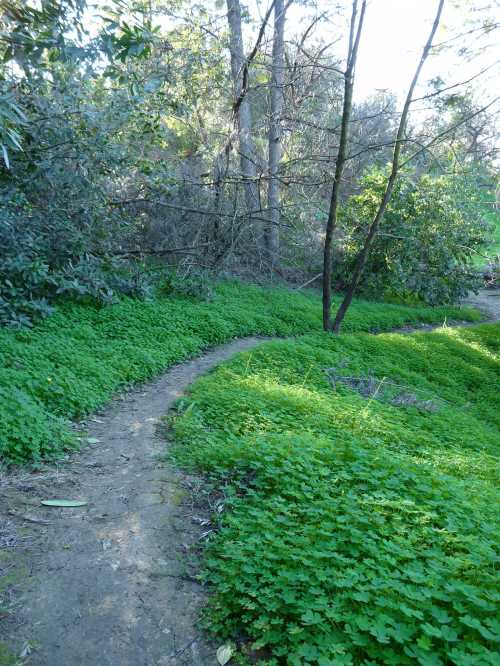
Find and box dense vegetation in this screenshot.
[336,170,494,304]
[0,1,498,330]
[0,281,481,465]
[171,323,500,665]
[0,2,499,664]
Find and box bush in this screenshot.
[0,196,154,326]
[336,170,492,304]
[171,325,500,665]
[0,71,159,327]
[162,268,214,301]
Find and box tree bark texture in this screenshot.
[331,0,445,333]
[226,0,260,224]
[265,0,287,270]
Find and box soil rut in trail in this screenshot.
[0,337,267,666]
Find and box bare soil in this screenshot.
[0,337,268,666]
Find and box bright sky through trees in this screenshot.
[82,0,499,109]
[279,0,500,103]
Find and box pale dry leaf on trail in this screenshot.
[216,644,233,665]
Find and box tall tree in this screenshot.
[331,0,445,333]
[226,0,261,226]
[265,0,287,270]
[322,0,366,331]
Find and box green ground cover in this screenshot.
[0,281,481,465]
[171,323,500,665]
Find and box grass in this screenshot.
[0,280,481,465]
[170,323,500,665]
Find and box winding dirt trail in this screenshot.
[1,337,267,666]
[1,294,498,665]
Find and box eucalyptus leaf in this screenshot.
[41,500,88,507]
[1,143,10,168]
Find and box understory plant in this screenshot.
[171,325,500,665]
[336,170,493,304]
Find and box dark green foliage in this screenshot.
[162,269,214,301]
[336,170,493,304]
[0,215,154,326]
[0,72,150,326]
[0,281,480,464]
[171,324,500,665]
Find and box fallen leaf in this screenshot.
[216,644,233,665]
[87,437,100,444]
[41,499,88,507]
[19,642,32,658]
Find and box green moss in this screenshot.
[0,280,480,464]
[171,323,500,665]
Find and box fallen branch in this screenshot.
[295,272,322,290]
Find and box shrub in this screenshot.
[336,170,492,304]
[162,268,214,301]
[0,197,154,326]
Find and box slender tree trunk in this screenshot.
[322,0,366,330]
[265,0,286,271]
[226,0,260,224]
[331,0,445,333]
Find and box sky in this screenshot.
[279,0,500,103]
[354,0,452,100]
[84,0,499,107]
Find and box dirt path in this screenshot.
[1,337,268,666]
[463,288,500,323]
[1,298,499,666]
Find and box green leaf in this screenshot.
[41,499,88,507]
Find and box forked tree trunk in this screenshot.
[331,0,445,333]
[322,0,366,330]
[265,0,287,271]
[226,0,260,224]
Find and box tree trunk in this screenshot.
[331,0,445,333]
[226,0,260,224]
[322,0,366,331]
[265,0,286,271]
